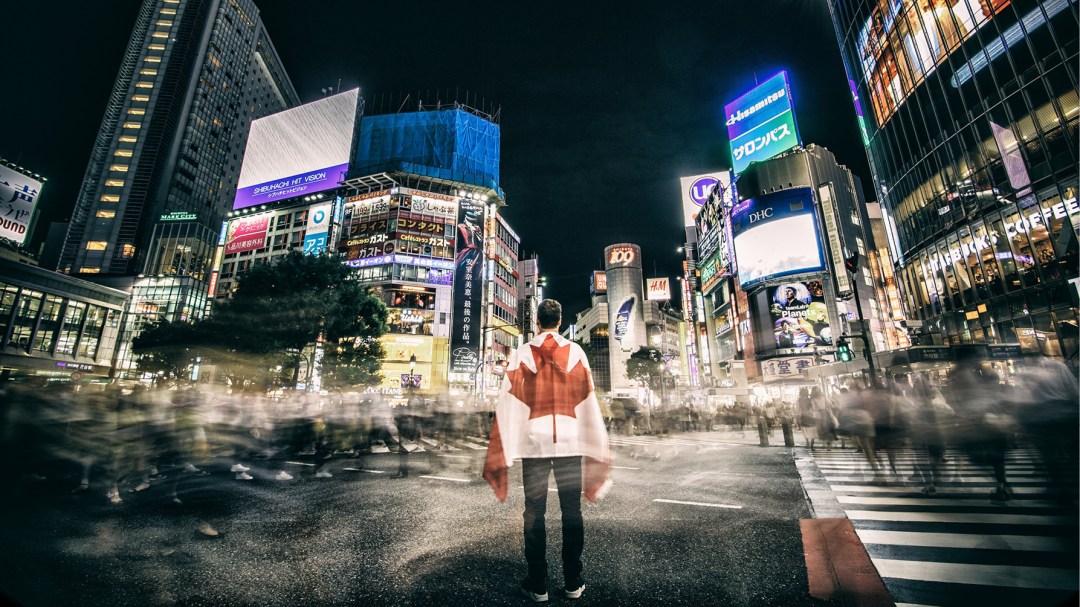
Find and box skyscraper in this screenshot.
[59,0,298,278]
[827,0,1078,358]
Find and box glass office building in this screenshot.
[827,0,1078,357]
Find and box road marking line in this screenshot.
[418,475,470,483]
[285,461,315,467]
[436,454,472,459]
[845,510,1075,525]
[612,466,639,470]
[856,530,1076,552]
[653,498,742,509]
[343,468,384,474]
[873,558,1079,590]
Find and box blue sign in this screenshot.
[689,176,719,207]
[303,234,327,255]
[730,188,824,288]
[724,71,801,175]
[613,296,635,343]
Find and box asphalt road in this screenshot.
[0,436,828,607]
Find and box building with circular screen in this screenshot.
[827,0,1078,358]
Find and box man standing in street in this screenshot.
[483,299,612,603]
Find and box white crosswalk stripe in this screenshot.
[809,446,1078,606]
[608,435,736,449]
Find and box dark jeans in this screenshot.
[522,456,584,586]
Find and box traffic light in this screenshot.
[837,337,853,362]
[844,252,860,275]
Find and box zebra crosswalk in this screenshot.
[809,447,1079,607]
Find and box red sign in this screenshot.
[224,215,270,254]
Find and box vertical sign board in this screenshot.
[450,198,485,374]
[724,71,802,175]
[303,202,332,255]
[0,165,44,245]
[590,271,608,294]
[817,184,851,296]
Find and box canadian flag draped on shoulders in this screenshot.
[483,331,612,502]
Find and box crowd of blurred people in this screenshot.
[0,385,495,506]
[1,352,1076,506]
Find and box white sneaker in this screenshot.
[235,472,253,480]
[315,470,332,478]
[230,464,250,473]
[274,471,293,481]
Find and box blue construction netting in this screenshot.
[353,109,501,193]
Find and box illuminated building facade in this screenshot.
[828,0,1078,357]
[60,0,297,277]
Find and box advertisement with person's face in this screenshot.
[768,280,831,350]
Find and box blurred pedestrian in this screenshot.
[910,378,950,495]
[1016,354,1079,503]
[947,346,1013,502]
[483,299,611,602]
[797,388,818,449]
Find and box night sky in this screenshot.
[8,0,870,318]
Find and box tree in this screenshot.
[131,319,204,385]
[625,345,665,391]
[205,252,388,390]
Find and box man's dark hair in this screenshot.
[537,299,562,330]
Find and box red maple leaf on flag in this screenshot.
[506,336,592,426]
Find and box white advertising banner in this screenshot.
[0,165,44,245]
[679,172,730,228]
[646,277,671,301]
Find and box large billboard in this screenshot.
[233,88,359,210]
[731,188,824,288]
[449,198,485,374]
[0,164,44,245]
[767,280,832,349]
[223,214,270,255]
[855,0,1011,125]
[724,71,801,175]
[679,172,730,228]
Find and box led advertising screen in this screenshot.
[855,0,1010,125]
[768,280,832,350]
[233,88,359,210]
[724,71,801,175]
[0,164,44,245]
[731,188,824,288]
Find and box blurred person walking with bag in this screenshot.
[483,299,612,603]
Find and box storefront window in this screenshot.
[8,289,43,351]
[973,223,1004,297]
[78,306,107,359]
[56,301,86,356]
[0,284,18,342]
[947,233,972,308]
[32,295,64,353]
[1003,208,1040,287]
[988,215,1020,289]
[1054,310,1078,360]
